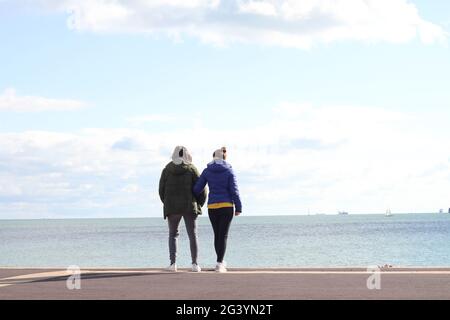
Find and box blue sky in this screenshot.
[1,0,450,218]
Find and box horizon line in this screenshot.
[0,212,448,221]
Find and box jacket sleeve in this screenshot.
[158,168,166,203]
[193,169,207,201]
[192,167,207,207]
[228,169,242,213]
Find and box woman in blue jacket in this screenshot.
[194,147,242,273]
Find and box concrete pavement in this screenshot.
[1,268,450,300]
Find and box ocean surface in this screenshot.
[1,214,450,268]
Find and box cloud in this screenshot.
[22,0,448,48]
[238,0,277,16]
[0,129,165,218]
[0,88,88,112]
[1,103,450,218]
[111,137,140,151]
[126,114,175,126]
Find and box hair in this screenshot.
[213,147,227,159]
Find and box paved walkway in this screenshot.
[1,268,450,300]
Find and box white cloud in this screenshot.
[25,0,448,48]
[0,88,88,112]
[238,0,277,16]
[1,103,450,218]
[126,114,175,126]
[122,184,140,193]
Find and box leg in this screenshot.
[167,214,182,265]
[208,209,221,262]
[183,212,199,265]
[216,207,234,263]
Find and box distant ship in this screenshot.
[439,209,444,214]
[385,209,393,217]
[338,211,349,215]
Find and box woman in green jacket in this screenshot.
[159,146,206,272]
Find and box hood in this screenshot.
[171,145,192,165]
[207,160,231,173]
[166,162,191,175]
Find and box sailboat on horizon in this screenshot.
[385,209,393,217]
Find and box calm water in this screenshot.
[1,214,450,268]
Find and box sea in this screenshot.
[1,213,450,268]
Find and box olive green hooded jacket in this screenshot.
[159,162,207,219]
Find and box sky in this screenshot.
[1,0,450,219]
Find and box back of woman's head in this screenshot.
[213,146,227,160]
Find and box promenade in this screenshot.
[1,268,450,300]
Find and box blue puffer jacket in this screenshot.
[193,160,242,212]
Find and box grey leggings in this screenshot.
[167,213,198,265]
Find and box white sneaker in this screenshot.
[166,263,177,272]
[215,262,227,273]
[192,263,202,272]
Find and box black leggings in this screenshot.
[208,207,234,263]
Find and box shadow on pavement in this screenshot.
[0,272,177,286]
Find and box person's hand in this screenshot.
[235,211,241,216]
